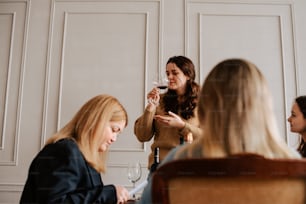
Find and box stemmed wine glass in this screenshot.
[127,161,142,198]
[153,75,169,94]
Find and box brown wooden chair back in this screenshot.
[152,154,306,204]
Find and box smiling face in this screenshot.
[288,102,306,135]
[166,62,190,95]
[97,120,126,152]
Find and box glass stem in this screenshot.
[133,181,136,198]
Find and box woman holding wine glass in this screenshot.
[134,55,202,170]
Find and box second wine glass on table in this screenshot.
[127,161,142,198]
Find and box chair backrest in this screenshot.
[152,154,306,204]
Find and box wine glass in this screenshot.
[127,161,142,198]
[153,75,169,94]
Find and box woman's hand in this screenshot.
[147,88,160,107]
[115,185,130,204]
[154,111,185,129]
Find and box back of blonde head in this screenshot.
[194,58,298,158]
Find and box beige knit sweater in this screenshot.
[134,96,202,169]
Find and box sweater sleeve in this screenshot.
[134,107,156,142]
[179,107,202,140]
[179,121,202,140]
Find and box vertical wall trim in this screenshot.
[0,12,15,151]
[41,0,56,147]
[14,0,31,165]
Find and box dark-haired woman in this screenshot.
[288,95,306,157]
[134,56,202,169]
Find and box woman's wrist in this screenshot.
[147,103,157,112]
[179,121,186,130]
[147,98,159,107]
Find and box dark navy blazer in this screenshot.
[20,139,117,204]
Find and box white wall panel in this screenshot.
[0,11,13,155]
[0,0,29,202]
[187,1,299,147]
[0,1,28,165]
[43,0,161,188]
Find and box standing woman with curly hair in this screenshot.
[134,56,202,169]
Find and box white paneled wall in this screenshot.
[0,1,29,202]
[187,1,298,145]
[0,0,305,203]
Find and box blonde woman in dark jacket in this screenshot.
[20,95,130,204]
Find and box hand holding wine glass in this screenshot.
[147,75,168,106]
[147,88,160,107]
[127,161,142,198]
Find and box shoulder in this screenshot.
[36,139,83,164]
[45,139,79,155]
[29,139,86,172]
[159,146,181,165]
[173,142,203,160]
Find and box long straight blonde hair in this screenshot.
[178,58,299,159]
[46,94,128,172]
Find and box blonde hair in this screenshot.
[178,58,298,159]
[46,94,128,172]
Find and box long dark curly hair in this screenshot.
[296,96,306,157]
[162,56,200,120]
